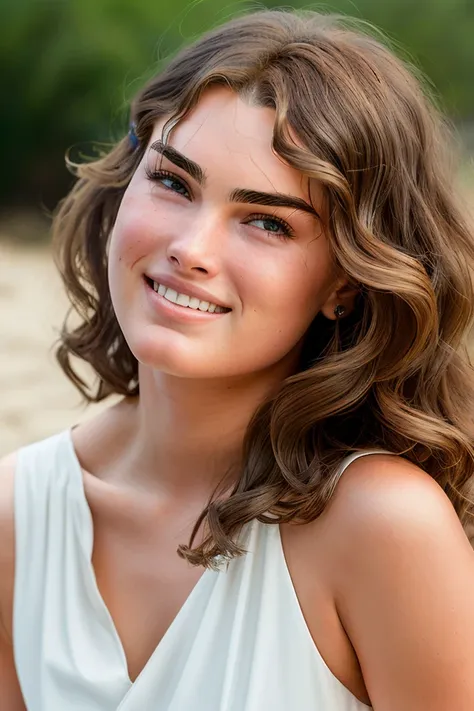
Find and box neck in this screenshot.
[111,359,295,500]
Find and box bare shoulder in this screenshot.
[0,451,17,476]
[325,452,473,592]
[0,451,18,642]
[0,450,18,522]
[0,450,17,539]
[329,452,464,537]
[326,453,474,710]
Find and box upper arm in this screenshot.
[330,455,474,711]
[0,452,25,710]
[0,633,26,711]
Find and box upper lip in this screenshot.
[145,273,231,309]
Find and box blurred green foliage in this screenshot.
[2,0,473,215]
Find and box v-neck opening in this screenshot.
[63,428,214,688]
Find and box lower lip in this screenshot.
[143,278,231,323]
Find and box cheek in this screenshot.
[109,193,159,272]
[245,247,331,329]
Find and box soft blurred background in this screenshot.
[1,0,473,455]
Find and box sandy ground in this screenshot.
[0,241,111,456]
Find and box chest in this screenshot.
[89,488,206,683]
[86,481,370,705]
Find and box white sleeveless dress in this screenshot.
[13,429,388,710]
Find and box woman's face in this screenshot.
[108,86,345,380]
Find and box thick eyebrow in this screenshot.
[229,188,320,219]
[149,140,320,219]
[150,140,206,184]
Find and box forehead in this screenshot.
[147,86,315,198]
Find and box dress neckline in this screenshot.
[63,427,218,688]
[59,427,373,710]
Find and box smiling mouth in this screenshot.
[144,276,232,314]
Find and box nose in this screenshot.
[166,209,223,275]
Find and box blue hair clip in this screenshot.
[128,121,139,150]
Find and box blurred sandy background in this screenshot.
[0,236,113,456]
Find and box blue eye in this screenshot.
[146,169,191,198]
[144,167,295,241]
[245,214,294,240]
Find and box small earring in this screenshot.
[334,304,346,318]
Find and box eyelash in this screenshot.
[145,168,295,240]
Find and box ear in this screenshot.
[320,277,360,321]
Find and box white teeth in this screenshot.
[176,293,190,307]
[163,288,179,304]
[151,280,228,314]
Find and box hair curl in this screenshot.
[52,9,474,567]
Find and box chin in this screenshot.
[125,332,219,379]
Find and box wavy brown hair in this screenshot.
[52,9,474,567]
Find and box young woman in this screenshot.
[2,8,474,710]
